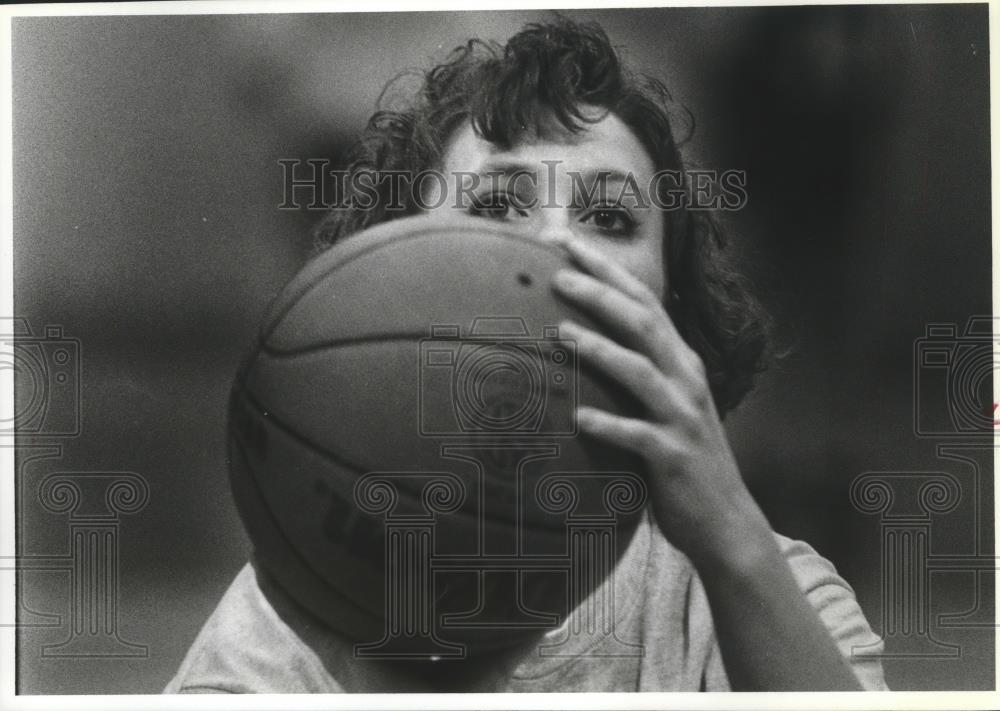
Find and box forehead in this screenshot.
[440,111,655,179]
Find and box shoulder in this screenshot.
[163,563,343,694]
[771,533,889,691]
[642,527,889,691]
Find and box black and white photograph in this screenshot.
[1,0,996,703]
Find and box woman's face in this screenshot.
[427,110,667,302]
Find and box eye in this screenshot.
[581,207,637,236]
[467,192,529,221]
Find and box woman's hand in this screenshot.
[551,238,864,690]
[551,239,772,568]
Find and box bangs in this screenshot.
[463,21,626,148]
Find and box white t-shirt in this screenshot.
[164,510,888,692]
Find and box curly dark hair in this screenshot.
[313,17,770,414]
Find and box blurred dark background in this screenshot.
[11,5,992,692]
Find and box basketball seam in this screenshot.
[259,331,432,357]
[233,382,588,531]
[259,220,567,349]
[228,417,386,626]
[237,382,374,479]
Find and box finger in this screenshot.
[554,269,684,374]
[560,320,678,421]
[576,406,681,462]
[553,269,639,333]
[561,240,690,360]
[562,239,661,309]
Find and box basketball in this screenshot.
[228,215,647,656]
